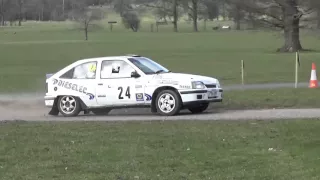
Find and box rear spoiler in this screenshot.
[46,73,54,79]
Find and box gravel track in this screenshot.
[1,82,319,122]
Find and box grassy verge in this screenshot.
[213,88,320,110]
[1,119,320,179]
[1,27,320,93]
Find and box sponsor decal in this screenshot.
[135,85,142,89]
[144,93,152,101]
[52,79,95,100]
[159,79,178,85]
[179,85,191,89]
[136,93,144,101]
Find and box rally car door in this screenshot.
[96,60,145,106]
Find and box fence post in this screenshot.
[295,51,299,88]
[241,60,244,85]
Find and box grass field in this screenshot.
[1,21,320,93]
[1,119,320,180]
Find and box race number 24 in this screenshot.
[118,86,131,99]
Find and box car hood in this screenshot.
[152,72,218,84]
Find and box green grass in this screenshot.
[1,21,320,93]
[1,119,320,179]
[213,88,320,110]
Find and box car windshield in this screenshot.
[128,57,170,75]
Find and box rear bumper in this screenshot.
[44,95,56,107]
[179,88,223,105]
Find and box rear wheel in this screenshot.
[188,103,209,114]
[57,96,81,117]
[155,89,182,116]
[91,108,112,116]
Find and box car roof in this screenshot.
[77,55,142,63]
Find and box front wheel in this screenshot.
[188,103,209,114]
[57,96,82,117]
[155,89,182,116]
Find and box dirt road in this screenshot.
[1,82,319,121]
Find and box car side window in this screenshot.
[60,61,97,79]
[100,60,135,79]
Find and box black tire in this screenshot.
[188,103,209,114]
[155,89,182,116]
[91,108,112,116]
[57,96,82,117]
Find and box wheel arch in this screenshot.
[54,95,88,110]
[151,86,182,113]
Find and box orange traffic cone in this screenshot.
[309,63,318,88]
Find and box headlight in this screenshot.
[216,80,220,88]
[191,81,205,89]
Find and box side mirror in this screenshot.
[131,71,140,78]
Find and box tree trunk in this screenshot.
[85,22,88,41]
[222,2,226,21]
[41,6,44,21]
[278,0,302,52]
[235,18,240,30]
[0,15,3,26]
[192,0,198,32]
[18,0,22,26]
[119,0,124,17]
[234,4,240,30]
[173,0,178,32]
[85,28,88,40]
[248,12,255,29]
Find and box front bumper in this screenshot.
[179,88,223,105]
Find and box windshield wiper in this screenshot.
[155,70,164,74]
[155,70,171,74]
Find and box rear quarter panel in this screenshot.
[47,78,98,107]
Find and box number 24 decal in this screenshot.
[118,86,131,99]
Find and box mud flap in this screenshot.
[83,110,90,115]
[48,97,59,116]
[151,101,157,113]
[73,96,90,115]
[48,106,59,116]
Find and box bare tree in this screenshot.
[202,0,219,20]
[182,0,200,32]
[70,3,103,40]
[0,0,12,26]
[142,0,180,32]
[227,1,245,30]
[227,0,313,52]
[16,0,24,26]
[172,0,178,32]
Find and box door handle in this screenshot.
[98,83,103,86]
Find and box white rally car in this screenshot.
[45,55,223,117]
